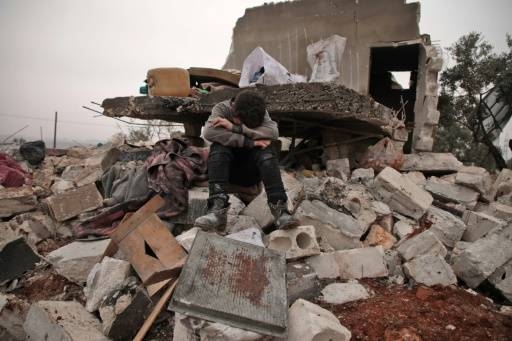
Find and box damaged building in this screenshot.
[102,0,443,164]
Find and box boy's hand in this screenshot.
[211,117,233,130]
[254,139,271,149]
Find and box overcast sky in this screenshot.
[0,0,510,146]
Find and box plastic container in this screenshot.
[146,68,190,97]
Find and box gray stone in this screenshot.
[425,206,466,248]
[342,188,377,231]
[176,227,201,252]
[227,227,264,247]
[286,262,321,305]
[393,220,414,240]
[373,167,433,219]
[242,171,304,229]
[350,168,374,184]
[455,166,492,195]
[0,223,17,243]
[199,321,266,340]
[403,171,427,187]
[488,259,512,303]
[400,153,463,173]
[396,230,447,261]
[306,252,339,279]
[487,168,512,202]
[0,186,37,218]
[316,177,347,209]
[484,202,512,221]
[425,177,479,210]
[287,299,351,341]
[320,281,370,305]
[384,249,405,279]
[335,246,389,279]
[0,237,40,283]
[226,214,260,234]
[267,225,320,260]
[172,314,196,341]
[0,294,26,340]
[45,183,103,222]
[294,199,364,250]
[326,158,350,180]
[371,201,392,216]
[50,179,75,194]
[452,233,512,288]
[47,239,111,283]
[403,254,457,286]
[462,210,505,242]
[23,301,108,341]
[84,256,131,312]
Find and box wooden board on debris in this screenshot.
[110,195,187,296]
[169,230,287,337]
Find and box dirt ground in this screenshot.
[320,279,512,341]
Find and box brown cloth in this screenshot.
[146,138,209,218]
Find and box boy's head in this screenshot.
[233,91,266,128]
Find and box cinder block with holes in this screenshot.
[267,226,321,260]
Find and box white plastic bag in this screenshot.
[239,47,306,87]
[307,35,347,83]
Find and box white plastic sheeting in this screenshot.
[307,35,347,83]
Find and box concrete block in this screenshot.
[384,249,405,280]
[267,226,320,260]
[425,177,479,210]
[371,201,392,216]
[50,179,75,194]
[23,301,108,341]
[47,239,111,283]
[226,214,261,234]
[306,253,339,279]
[242,171,304,229]
[0,186,37,218]
[84,256,131,312]
[363,224,396,250]
[294,199,364,250]
[350,168,374,184]
[286,262,321,305]
[400,152,463,173]
[0,237,40,283]
[403,254,457,286]
[99,277,153,340]
[176,227,201,252]
[316,177,347,209]
[0,222,17,243]
[462,210,505,242]
[393,220,414,240]
[488,168,512,201]
[403,171,427,187]
[335,246,389,280]
[199,321,266,340]
[84,147,120,171]
[326,158,350,180]
[45,183,103,222]
[425,206,466,248]
[342,188,377,231]
[287,299,351,341]
[227,227,264,247]
[373,167,433,219]
[320,281,370,305]
[0,294,27,340]
[452,232,512,288]
[455,166,492,195]
[396,230,447,261]
[484,202,512,221]
[488,259,512,303]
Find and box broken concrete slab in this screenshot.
[267,225,320,260]
[326,158,350,180]
[169,231,287,337]
[425,176,479,210]
[350,168,374,184]
[487,168,512,202]
[396,230,447,262]
[404,171,427,187]
[484,202,512,221]
[45,183,103,222]
[294,199,364,250]
[335,246,389,280]
[462,210,505,242]
[99,277,153,340]
[23,300,108,341]
[452,233,512,288]
[373,167,433,219]
[0,294,27,341]
[363,224,397,250]
[286,262,321,305]
[50,179,75,194]
[316,177,347,209]
[488,259,512,303]
[400,153,463,173]
[227,227,264,247]
[241,171,304,229]
[0,186,37,218]
[403,254,457,286]
[393,220,414,240]
[342,187,377,231]
[287,299,351,341]
[0,237,40,283]
[47,239,111,283]
[84,256,131,312]
[455,166,492,196]
[306,252,340,279]
[199,321,266,341]
[425,206,466,248]
[226,214,261,234]
[175,227,201,252]
[320,281,370,305]
[384,249,405,282]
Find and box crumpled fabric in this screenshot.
[0,153,31,187]
[146,138,209,218]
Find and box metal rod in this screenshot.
[1,125,29,143]
[53,111,57,148]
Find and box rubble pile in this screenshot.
[1,140,512,340]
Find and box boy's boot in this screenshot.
[269,200,299,230]
[194,193,229,232]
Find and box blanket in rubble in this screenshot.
[0,153,31,187]
[73,138,209,238]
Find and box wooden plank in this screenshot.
[188,67,240,87]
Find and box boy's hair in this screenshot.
[233,91,266,128]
